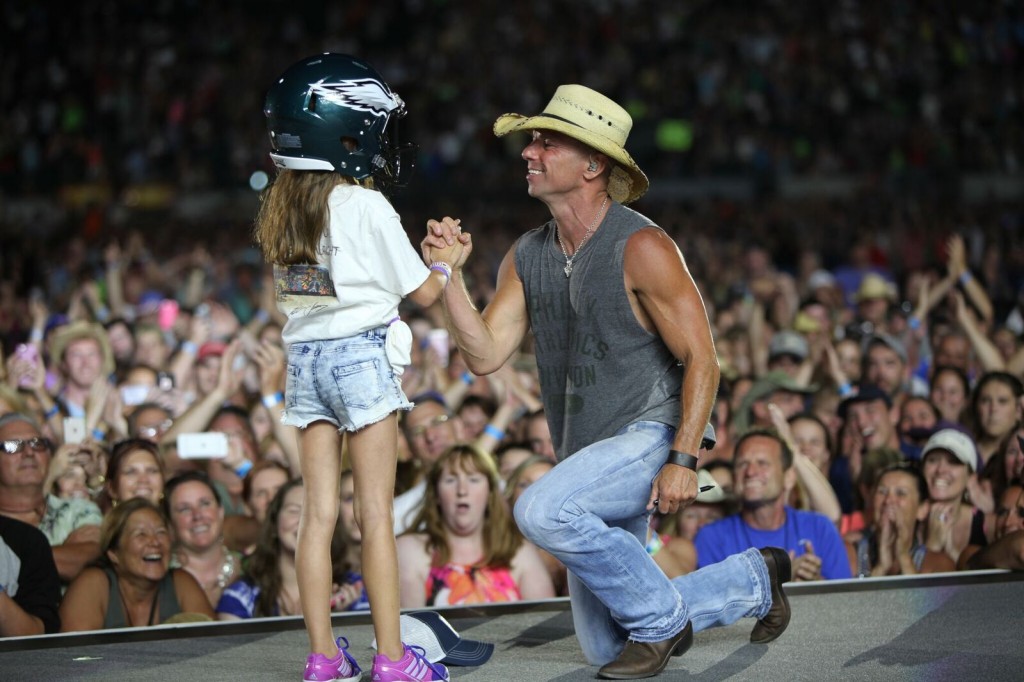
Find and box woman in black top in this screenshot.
[59,498,212,631]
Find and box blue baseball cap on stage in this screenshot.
[372,611,494,666]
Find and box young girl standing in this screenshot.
[255,53,458,682]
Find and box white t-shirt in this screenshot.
[392,479,426,535]
[276,184,430,346]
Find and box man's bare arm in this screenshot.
[626,228,720,456]
[424,219,530,375]
[52,523,101,582]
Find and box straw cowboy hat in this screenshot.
[853,273,897,302]
[50,320,115,377]
[493,84,649,204]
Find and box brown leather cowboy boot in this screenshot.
[750,547,792,643]
[597,621,693,679]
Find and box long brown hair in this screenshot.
[253,170,360,264]
[410,444,523,569]
[246,479,349,617]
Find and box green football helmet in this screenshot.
[264,53,414,189]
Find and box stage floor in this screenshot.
[2,570,1022,681]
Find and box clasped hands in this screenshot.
[422,216,472,270]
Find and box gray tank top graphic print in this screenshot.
[515,202,682,460]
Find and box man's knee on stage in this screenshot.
[513,481,581,551]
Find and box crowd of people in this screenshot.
[1,212,1023,639]
[4,1,1022,204]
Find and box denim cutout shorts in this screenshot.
[282,327,413,432]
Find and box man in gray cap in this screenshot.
[766,330,809,379]
[733,371,816,435]
[862,333,928,403]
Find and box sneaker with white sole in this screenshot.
[303,636,361,682]
[372,644,449,681]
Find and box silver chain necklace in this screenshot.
[555,195,608,277]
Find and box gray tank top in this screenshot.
[515,202,682,460]
[103,567,182,629]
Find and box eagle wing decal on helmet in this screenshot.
[310,78,400,117]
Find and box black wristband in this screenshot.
[666,450,699,470]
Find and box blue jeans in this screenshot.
[514,421,772,666]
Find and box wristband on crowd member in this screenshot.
[181,341,199,356]
[261,392,284,408]
[959,271,972,286]
[92,427,105,442]
[907,316,921,331]
[254,309,270,324]
[666,450,699,470]
[838,382,854,398]
[234,460,253,479]
[483,424,505,440]
[430,262,453,285]
[461,371,475,386]
[29,328,44,343]
[44,405,60,419]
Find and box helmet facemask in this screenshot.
[371,101,417,193]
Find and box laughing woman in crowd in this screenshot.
[396,444,554,607]
[59,498,213,630]
[164,471,242,608]
[920,429,988,565]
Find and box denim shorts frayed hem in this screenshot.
[281,330,413,432]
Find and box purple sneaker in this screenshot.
[372,644,449,681]
[303,637,361,682]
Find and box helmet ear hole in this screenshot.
[341,137,360,153]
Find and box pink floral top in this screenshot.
[426,560,521,606]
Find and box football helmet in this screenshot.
[264,53,414,189]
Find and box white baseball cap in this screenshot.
[371,611,494,666]
[921,428,979,473]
